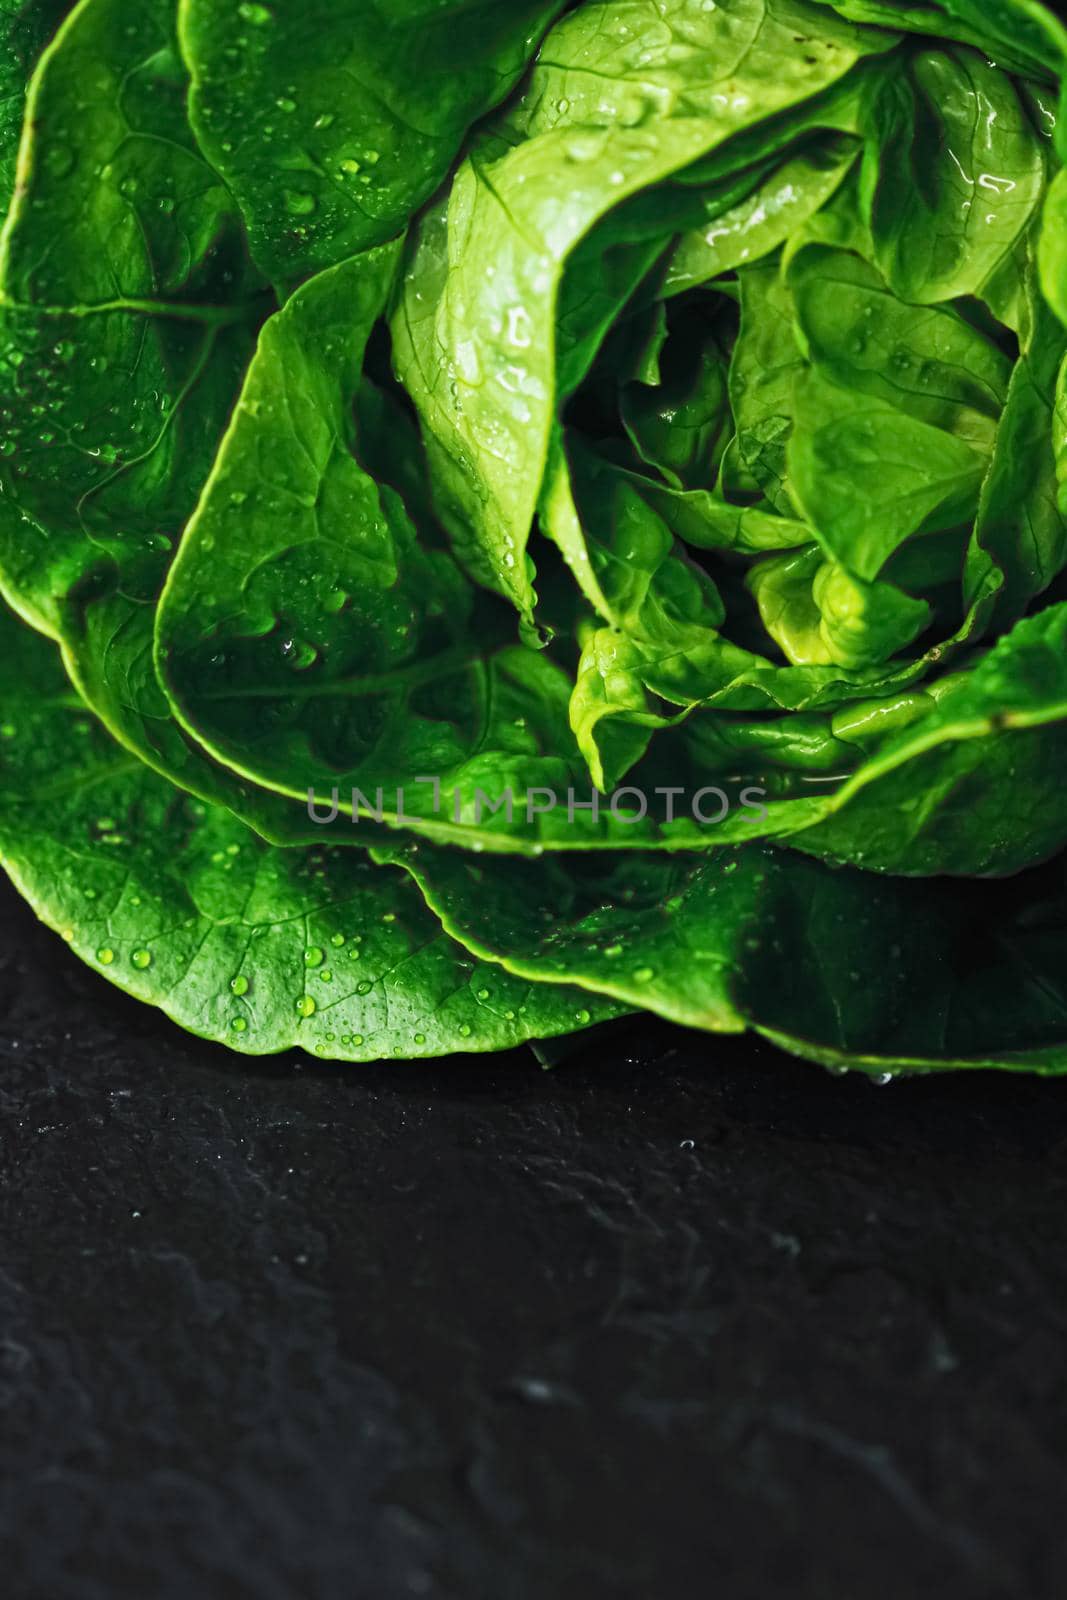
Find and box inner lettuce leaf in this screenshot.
[391,0,896,632]
[1,0,1067,1075]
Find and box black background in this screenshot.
[2,874,1067,1599]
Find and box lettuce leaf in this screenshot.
[1,0,1067,1075]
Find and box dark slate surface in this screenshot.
[2,875,1067,1600]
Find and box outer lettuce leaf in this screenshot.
[0,604,623,1059]
[0,0,250,310]
[0,1,71,208]
[0,0,326,843]
[178,0,566,287]
[377,838,1067,1075]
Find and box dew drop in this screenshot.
[43,144,75,179]
[230,975,249,996]
[304,946,324,968]
[231,1017,248,1034]
[505,306,533,349]
[295,995,316,1018]
[131,949,152,970]
[284,189,317,216]
[97,947,115,966]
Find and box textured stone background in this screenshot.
[2,876,1066,1598]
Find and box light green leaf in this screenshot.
[392,0,895,629]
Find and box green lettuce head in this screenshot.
[3,0,1067,1075]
